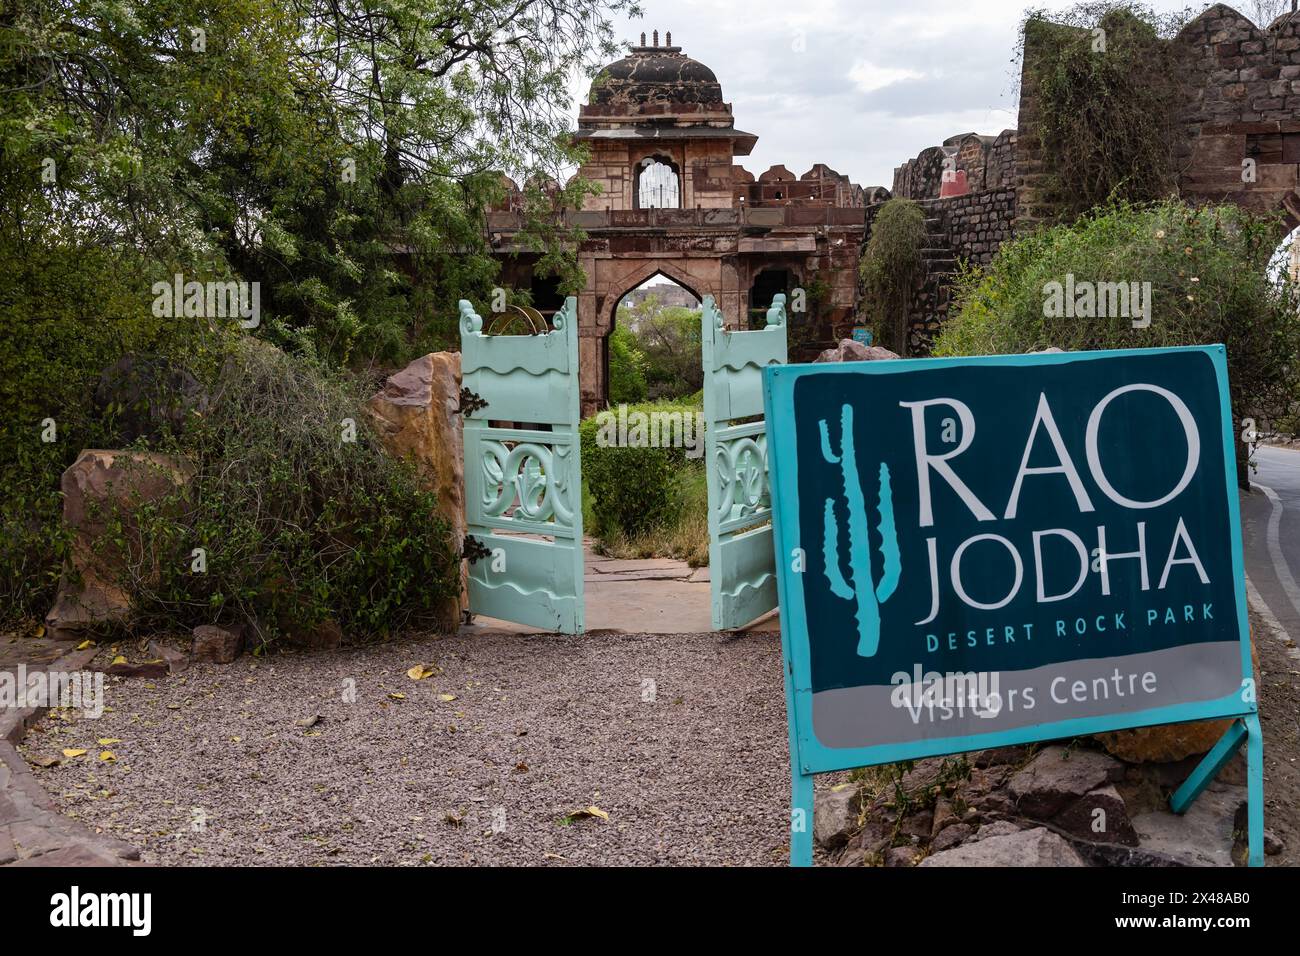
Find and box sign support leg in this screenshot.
[1245,712,1264,867]
[791,768,814,867]
[1169,719,1247,814]
[1169,715,1265,867]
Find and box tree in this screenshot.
[608,326,648,404]
[618,295,704,400]
[859,198,927,356]
[1,0,638,366]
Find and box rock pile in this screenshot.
[816,742,1281,867]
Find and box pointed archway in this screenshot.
[604,270,704,407]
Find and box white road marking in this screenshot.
[1245,571,1300,663]
[1255,481,1300,624]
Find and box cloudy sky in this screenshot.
[580,0,1243,188]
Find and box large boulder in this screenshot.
[1130,783,1244,867]
[45,450,192,634]
[1094,720,1234,764]
[920,827,1087,867]
[365,352,466,631]
[1053,784,1140,846]
[815,339,900,363]
[1006,745,1124,819]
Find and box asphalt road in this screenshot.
[1241,445,1300,643]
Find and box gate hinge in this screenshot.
[458,387,489,417]
[462,535,492,565]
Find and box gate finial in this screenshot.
[766,292,787,328]
[459,299,483,335]
[653,30,659,47]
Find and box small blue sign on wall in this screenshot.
[763,346,1262,866]
[850,327,873,346]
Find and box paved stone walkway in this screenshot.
[463,543,780,635]
[0,632,140,866]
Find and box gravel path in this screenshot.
[20,630,791,866]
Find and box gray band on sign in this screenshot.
[811,641,1243,750]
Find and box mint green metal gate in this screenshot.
[460,297,584,634]
[702,294,788,631]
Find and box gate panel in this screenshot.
[461,298,584,633]
[702,295,788,630]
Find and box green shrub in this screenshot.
[936,200,1300,484]
[0,238,227,627]
[608,325,648,404]
[590,464,711,568]
[580,400,702,539]
[115,340,461,644]
[860,198,927,355]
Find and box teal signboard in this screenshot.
[763,347,1261,866]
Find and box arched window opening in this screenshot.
[637,156,681,209]
[749,268,795,329]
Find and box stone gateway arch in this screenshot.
[488,32,871,415]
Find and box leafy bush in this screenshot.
[115,341,462,644]
[607,325,648,404]
[860,198,927,355]
[935,200,1300,483]
[586,465,711,568]
[580,400,702,539]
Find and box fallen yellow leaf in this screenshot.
[438,693,457,702]
[97,738,121,746]
[62,748,87,758]
[407,664,439,680]
[98,751,116,762]
[563,805,609,823]
[110,655,127,666]
[388,692,406,701]
[76,640,94,650]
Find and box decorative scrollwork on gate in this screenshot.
[479,439,576,529]
[713,433,769,522]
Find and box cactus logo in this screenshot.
[818,404,899,658]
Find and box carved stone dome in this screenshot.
[590,36,723,107]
